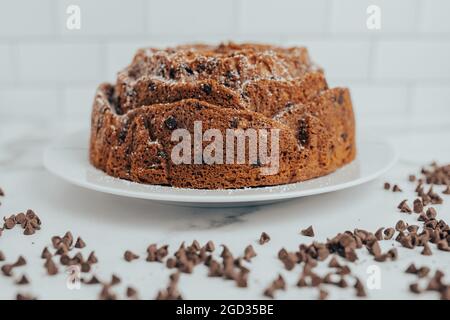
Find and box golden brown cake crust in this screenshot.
[89,43,356,189]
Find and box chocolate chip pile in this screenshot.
[1,162,450,300]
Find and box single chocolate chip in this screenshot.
[398,200,412,213]
[16,293,35,300]
[164,116,177,130]
[243,245,257,262]
[201,83,212,95]
[337,91,345,105]
[374,228,384,241]
[44,258,58,276]
[421,243,432,256]
[1,264,13,276]
[15,275,29,285]
[83,275,100,285]
[230,117,239,129]
[13,256,26,267]
[3,217,15,230]
[111,274,121,286]
[0,188,4,196]
[405,263,417,274]
[426,207,437,219]
[318,289,329,300]
[301,226,315,237]
[126,286,138,298]
[157,150,167,159]
[259,232,270,245]
[409,175,416,182]
[74,237,86,249]
[148,82,157,91]
[204,240,215,252]
[393,185,402,192]
[87,251,98,264]
[124,250,140,262]
[413,199,423,213]
[383,228,395,240]
[395,220,407,232]
[298,118,309,145]
[384,182,391,190]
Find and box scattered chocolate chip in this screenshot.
[3,216,15,229]
[243,245,257,262]
[99,285,117,300]
[87,251,98,264]
[301,226,315,237]
[16,293,36,300]
[318,289,329,300]
[384,182,391,190]
[259,232,271,245]
[75,237,86,249]
[15,275,29,285]
[1,264,13,276]
[393,185,402,192]
[354,278,366,297]
[14,256,26,267]
[421,243,432,256]
[398,200,412,213]
[51,236,62,249]
[405,263,417,274]
[124,250,140,262]
[44,258,58,276]
[426,207,437,220]
[204,240,215,252]
[395,220,407,232]
[111,274,121,286]
[417,267,430,278]
[83,275,100,285]
[383,228,395,240]
[413,199,423,213]
[126,286,138,298]
[375,228,384,241]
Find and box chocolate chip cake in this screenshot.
[89,43,356,189]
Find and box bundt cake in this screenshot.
[89,42,356,189]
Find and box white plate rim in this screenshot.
[43,130,398,204]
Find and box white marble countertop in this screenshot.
[1,122,450,300]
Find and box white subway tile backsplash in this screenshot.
[147,0,235,35]
[63,86,96,119]
[0,45,13,83]
[240,0,328,34]
[0,0,54,37]
[419,0,450,33]
[17,43,103,83]
[330,0,417,34]
[373,41,450,80]
[347,83,408,115]
[0,87,59,116]
[57,0,145,36]
[0,0,447,129]
[411,85,450,115]
[302,40,371,80]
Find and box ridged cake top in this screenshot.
[119,42,320,91]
